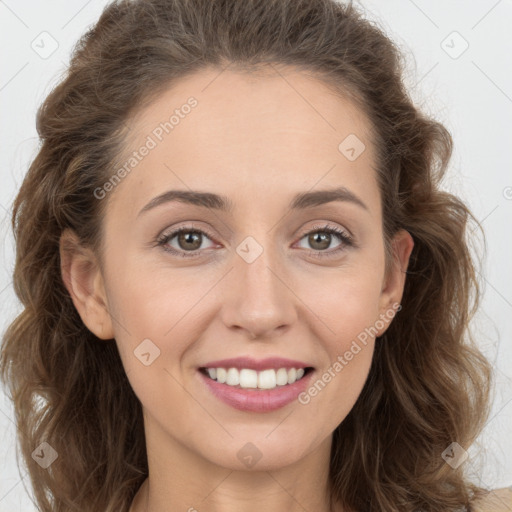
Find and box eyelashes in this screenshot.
[155,223,355,260]
[156,226,218,257]
[294,224,354,258]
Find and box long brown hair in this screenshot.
[1,0,492,510]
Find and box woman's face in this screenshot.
[66,65,412,472]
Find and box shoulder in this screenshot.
[471,487,512,512]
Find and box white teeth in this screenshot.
[258,369,276,389]
[276,368,288,386]
[204,367,308,390]
[226,368,239,386]
[216,368,227,384]
[239,369,258,388]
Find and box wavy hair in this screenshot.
[0,0,493,510]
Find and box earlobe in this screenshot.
[377,229,414,335]
[59,229,115,340]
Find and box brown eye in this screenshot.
[295,224,354,258]
[307,232,332,250]
[177,231,203,251]
[157,227,217,257]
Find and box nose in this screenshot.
[219,243,298,340]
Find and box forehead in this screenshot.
[106,65,380,218]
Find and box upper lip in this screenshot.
[199,357,314,371]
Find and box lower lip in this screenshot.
[198,369,314,412]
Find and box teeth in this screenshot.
[204,367,308,390]
[276,368,288,386]
[258,369,276,389]
[240,369,258,388]
[216,368,227,384]
[226,368,239,386]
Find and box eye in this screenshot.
[156,226,217,258]
[155,223,354,259]
[295,224,354,257]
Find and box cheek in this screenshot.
[101,258,183,379]
[302,263,384,341]
[104,257,224,399]
[302,291,378,430]
[295,265,382,418]
[107,254,205,339]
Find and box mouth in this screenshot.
[197,364,316,412]
[198,366,315,391]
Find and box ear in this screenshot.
[59,228,115,340]
[376,229,414,335]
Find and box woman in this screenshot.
[1,0,509,510]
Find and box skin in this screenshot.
[60,64,414,512]
[472,488,512,512]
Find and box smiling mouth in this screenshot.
[199,366,314,390]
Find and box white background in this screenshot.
[1,0,511,510]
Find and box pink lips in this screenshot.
[197,356,315,413]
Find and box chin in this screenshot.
[198,434,317,472]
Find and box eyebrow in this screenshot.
[137,186,368,218]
